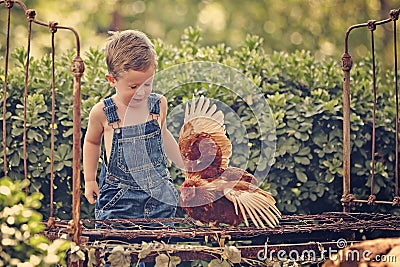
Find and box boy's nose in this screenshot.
[135,87,145,97]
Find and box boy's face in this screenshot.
[106,67,155,107]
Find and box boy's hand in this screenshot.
[84,181,99,204]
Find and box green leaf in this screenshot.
[297,146,311,156]
[309,193,317,201]
[154,253,169,267]
[108,245,131,267]
[285,204,297,213]
[208,259,230,267]
[138,241,152,259]
[295,170,308,182]
[294,156,310,165]
[10,153,21,167]
[222,246,241,264]
[294,131,309,141]
[70,243,86,262]
[324,173,334,183]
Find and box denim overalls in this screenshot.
[95,93,179,220]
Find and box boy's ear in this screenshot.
[105,74,116,86]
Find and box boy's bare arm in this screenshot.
[159,96,184,170]
[83,104,104,204]
[163,128,184,169]
[83,141,101,204]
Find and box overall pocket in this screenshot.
[116,130,163,173]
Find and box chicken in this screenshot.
[178,96,281,228]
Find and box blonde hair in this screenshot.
[105,30,157,80]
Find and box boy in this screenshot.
[83,30,182,221]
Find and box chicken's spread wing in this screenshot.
[179,96,232,173]
[223,181,281,228]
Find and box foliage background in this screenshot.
[1,26,399,219]
[1,0,400,219]
[0,176,69,266]
[1,0,400,64]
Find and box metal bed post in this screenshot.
[0,1,84,265]
[341,8,400,210]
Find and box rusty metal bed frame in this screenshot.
[341,8,400,210]
[1,1,400,266]
[0,0,84,251]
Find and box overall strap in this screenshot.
[103,97,120,125]
[102,97,120,167]
[148,93,160,115]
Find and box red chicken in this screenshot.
[179,96,281,228]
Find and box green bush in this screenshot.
[0,27,398,218]
[0,176,69,266]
